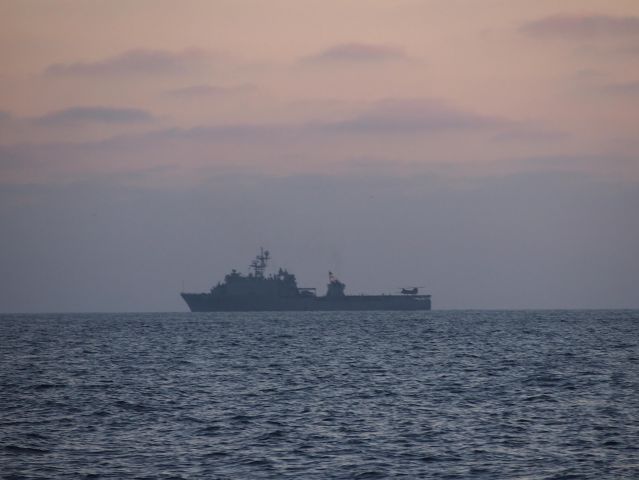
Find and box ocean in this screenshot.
[1,310,638,479]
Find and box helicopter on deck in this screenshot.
[398,286,425,295]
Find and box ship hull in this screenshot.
[181,293,431,312]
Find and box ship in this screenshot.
[181,248,431,312]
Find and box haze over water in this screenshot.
[2,311,638,479]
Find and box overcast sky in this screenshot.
[1,0,638,311]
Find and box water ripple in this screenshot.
[1,310,638,478]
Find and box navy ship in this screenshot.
[181,249,431,312]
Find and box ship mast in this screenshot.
[249,247,270,278]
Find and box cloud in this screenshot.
[493,125,568,143]
[92,98,507,140]
[0,98,519,185]
[304,43,406,63]
[34,106,153,126]
[166,83,257,98]
[601,81,639,95]
[521,14,639,38]
[324,98,507,133]
[615,45,639,56]
[2,115,637,190]
[44,48,215,76]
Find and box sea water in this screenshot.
[1,310,638,479]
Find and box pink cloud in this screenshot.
[521,14,639,38]
[45,48,215,76]
[327,99,507,133]
[304,43,406,63]
[34,106,153,126]
[166,84,257,98]
[601,81,639,95]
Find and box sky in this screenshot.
[1,0,638,312]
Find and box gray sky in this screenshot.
[1,1,638,311]
[1,171,637,311]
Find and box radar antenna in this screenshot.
[250,247,270,278]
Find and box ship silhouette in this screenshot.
[181,248,431,312]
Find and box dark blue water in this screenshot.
[1,311,638,479]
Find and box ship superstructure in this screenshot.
[181,248,431,312]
